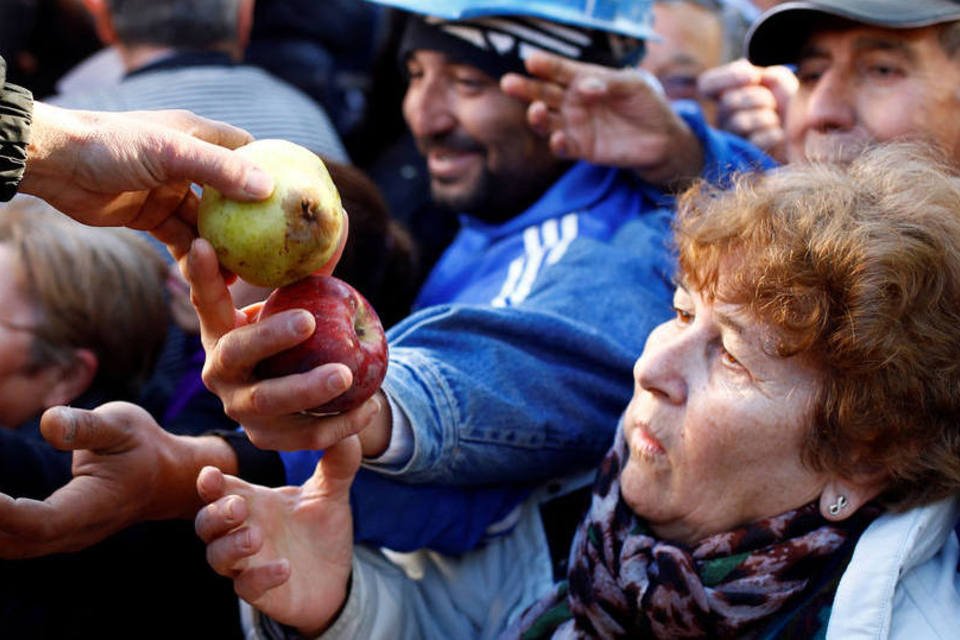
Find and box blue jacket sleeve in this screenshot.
[373,214,675,485]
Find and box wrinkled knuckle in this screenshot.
[246,384,271,415]
[216,342,245,373]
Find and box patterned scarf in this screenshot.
[505,430,881,639]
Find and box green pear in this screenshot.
[198,139,345,288]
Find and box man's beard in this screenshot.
[794,130,873,164]
[430,169,505,222]
[418,131,568,223]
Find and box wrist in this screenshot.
[294,571,353,638]
[154,433,239,519]
[633,115,704,190]
[357,391,392,458]
[19,102,81,194]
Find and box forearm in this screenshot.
[376,267,668,483]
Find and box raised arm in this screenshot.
[500,50,704,188]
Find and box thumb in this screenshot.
[309,435,362,500]
[39,403,133,453]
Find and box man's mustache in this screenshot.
[416,131,485,155]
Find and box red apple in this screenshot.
[254,275,388,414]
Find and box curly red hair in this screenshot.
[674,142,960,509]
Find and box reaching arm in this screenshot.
[196,448,554,640]
[20,103,273,256]
[195,436,362,637]
[0,402,239,558]
[1,56,272,257]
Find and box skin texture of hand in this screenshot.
[0,401,238,559]
[19,103,274,259]
[182,237,391,455]
[195,435,361,636]
[500,50,704,189]
[698,58,797,163]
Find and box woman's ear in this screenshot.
[819,473,887,522]
[41,349,98,409]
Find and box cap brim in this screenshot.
[746,0,960,66]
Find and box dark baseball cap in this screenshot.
[746,0,960,66]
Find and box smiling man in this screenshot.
[382,2,768,311]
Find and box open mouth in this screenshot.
[427,148,480,182]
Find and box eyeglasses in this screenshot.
[0,316,39,334]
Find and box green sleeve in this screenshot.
[0,56,34,202]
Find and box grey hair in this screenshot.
[106,0,239,49]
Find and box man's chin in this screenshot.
[430,181,484,214]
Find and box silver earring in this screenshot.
[828,495,848,516]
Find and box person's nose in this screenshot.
[634,323,690,405]
[799,68,856,133]
[403,75,456,139]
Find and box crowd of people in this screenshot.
[0,0,958,639]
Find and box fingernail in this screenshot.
[325,368,349,393]
[224,496,239,521]
[244,168,273,198]
[581,77,606,93]
[240,527,255,551]
[289,310,314,335]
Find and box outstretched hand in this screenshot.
[20,103,274,259]
[501,50,703,186]
[0,402,234,559]
[182,235,390,454]
[195,435,361,636]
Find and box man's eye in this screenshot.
[455,76,486,90]
[866,63,903,79]
[674,307,693,324]
[794,60,826,85]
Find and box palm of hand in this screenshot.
[239,481,355,632]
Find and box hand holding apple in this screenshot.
[254,275,388,415]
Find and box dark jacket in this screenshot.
[0,55,33,201]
